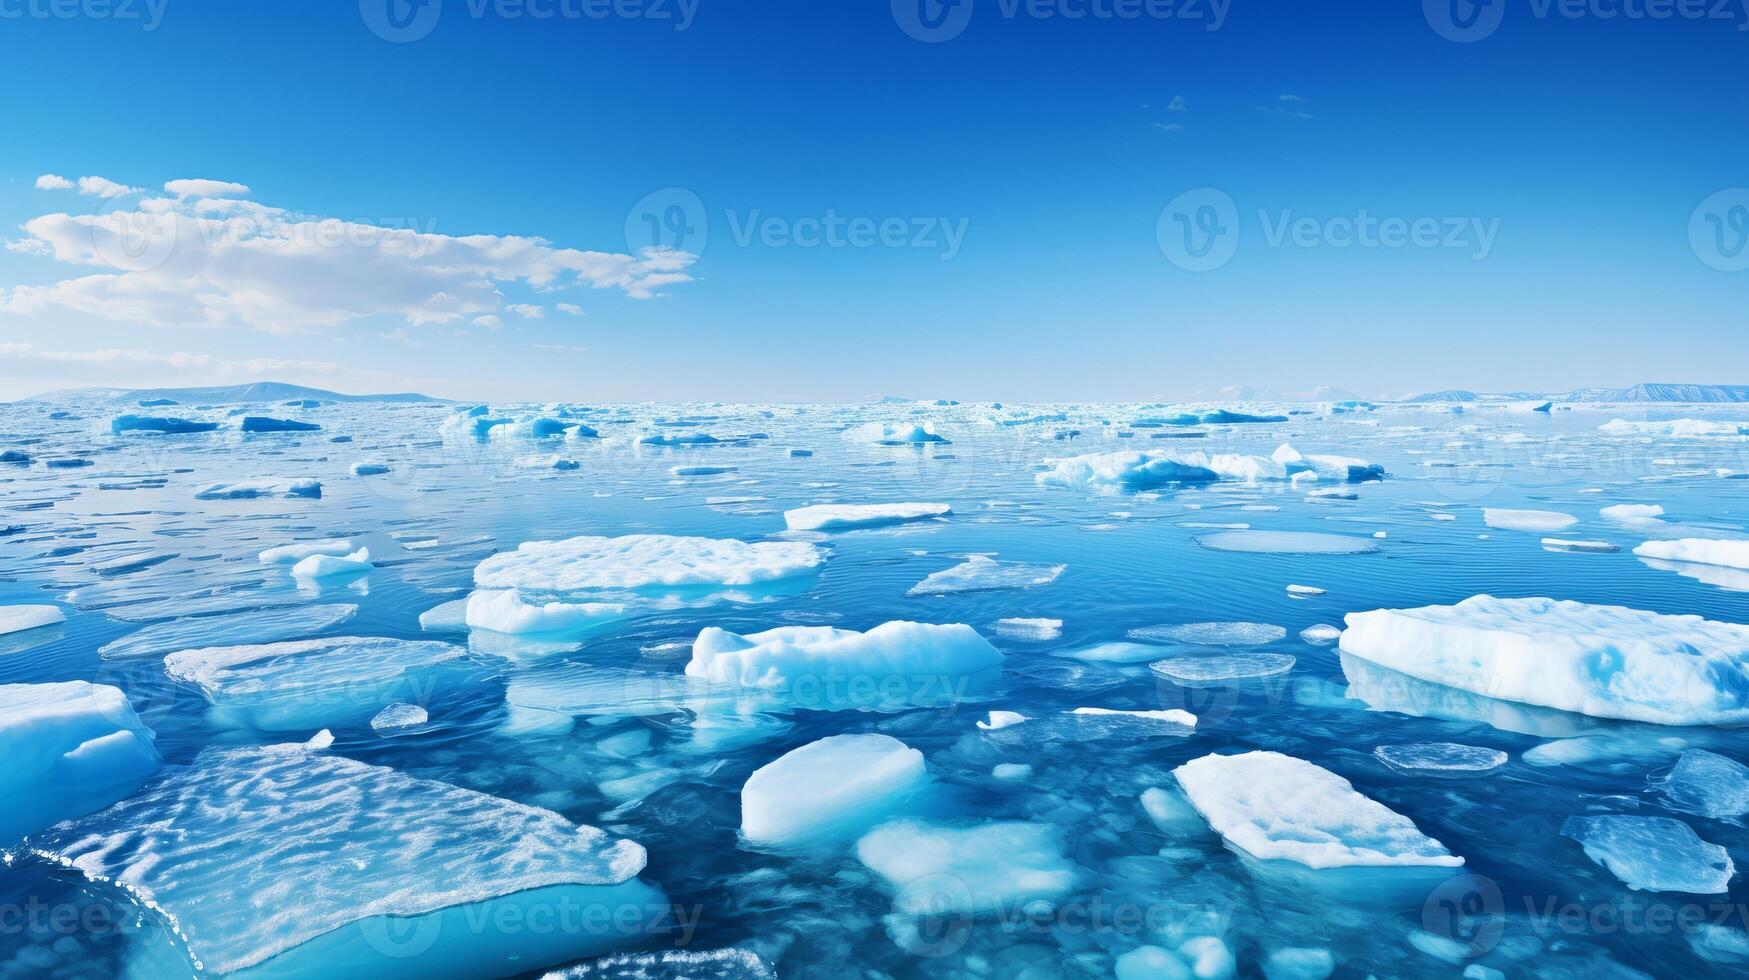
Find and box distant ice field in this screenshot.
[2,396,1749,978]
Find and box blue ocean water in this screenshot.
[2,398,1748,978]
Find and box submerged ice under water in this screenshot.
[2,396,1749,978]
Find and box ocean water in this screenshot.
[2,398,1749,979]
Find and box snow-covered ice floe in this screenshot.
[846,421,950,445]
[782,502,951,532]
[257,539,353,564]
[1633,538,1749,571]
[1561,815,1733,894]
[740,734,929,846]
[464,589,626,635]
[290,546,372,579]
[1599,418,1749,438]
[163,636,474,731]
[685,621,1002,703]
[0,681,161,842]
[194,478,322,500]
[474,534,825,595]
[1037,444,1382,492]
[1340,595,1749,725]
[1174,751,1462,869]
[1482,508,1577,532]
[0,604,65,636]
[8,743,664,978]
[1601,503,1664,522]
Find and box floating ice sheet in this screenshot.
[1561,815,1733,893]
[740,734,929,846]
[1195,531,1379,554]
[0,681,160,842]
[907,555,1065,595]
[474,534,825,593]
[782,502,950,532]
[98,604,359,660]
[1373,742,1507,773]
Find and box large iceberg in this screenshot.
[1340,595,1749,725]
[1037,443,1381,491]
[475,534,825,593]
[163,636,474,731]
[110,415,220,435]
[1633,538,1749,571]
[10,744,664,978]
[782,502,951,532]
[1173,751,1461,869]
[740,734,929,845]
[0,681,161,842]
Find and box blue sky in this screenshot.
[0,0,1744,402]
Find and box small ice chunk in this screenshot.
[671,464,736,476]
[351,463,391,476]
[1174,750,1462,868]
[240,416,320,432]
[1657,749,1749,819]
[258,539,353,564]
[993,617,1063,641]
[782,502,951,531]
[0,681,161,841]
[1287,584,1325,596]
[1055,641,1169,664]
[475,534,825,592]
[977,710,1028,730]
[1561,815,1733,893]
[1116,946,1193,980]
[848,421,950,445]
[740,734,929,845]
[907,555,1065,595]
[539,949,776,979]
[992,763,1032,780]
[1482,508,1577,532]
[110,415,219,435]
[1299,624,1341,644]
[1373,743,1507,773]
[1071,706,1197,730]
[1195,531,1379,554]
[1150,653,1295,683]
[290,546,371,578]
[1340,595,1749,725]
[686,621,1002,691]
[1130,622,1286,646]
[370,703,429,731]
[1633,538,1749,571]
[0,605,65,636]
[855,819,1077,913]
[465,589,625,635]
[15,745,662,977]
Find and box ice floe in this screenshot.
[540,949,776,980]
[1372,742,1507,773]
[1541,538,1619,553]
[782,502,951,532]
[370,702,429,732]
[110,415,219,435]
[258,539,353,564]
[992,617,1062,641]
[1482,508,1577,532]
[1149,653,1296,682]
[465,589,626,635]
[98,604,359,660]
[1601,503,1665,522]
[1340,595,1749,725]
[685,621,1002,693]
[1633,537,1749,570]
[194,478,322,500]
[475,534,825,593]
[1194,531,1380,554]
[907,555,1065,595]
[1173,751,1462,869]
[855,819,1077,914]
[1130,621,1285,646]
[1561,815,1733,893]
[290,545,372,579]
[0,681,161,842]
[11,744,663,976]
[1656,749,1749,819]
[847,421,950,445]
[163,635,473,730]
[740,734,929,846]
[0,605,64,636]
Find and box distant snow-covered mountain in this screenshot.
[1563,383,1749,403]
[24,381,441,405]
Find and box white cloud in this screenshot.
[35,174,73,191]
[555,303,584,316]
[164,178,251,199]
[1167,95,1186,112]
[2,177,698,333]
[76,175,140,198]
[505,303,544,319]
[472,315,504,330]
[529,343,587,353]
